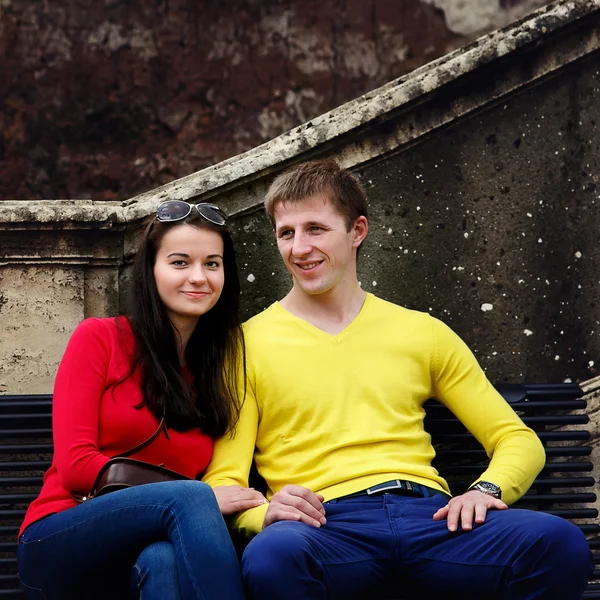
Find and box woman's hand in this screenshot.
[213,485,267,515]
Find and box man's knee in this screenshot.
[538,516,592,568]
[510,512,593,579]
[242,522,317,584]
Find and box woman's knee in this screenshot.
[169,480,221,516]
[170,479,214,499]
[144,480,219,511]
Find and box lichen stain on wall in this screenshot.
[0,0,551,202]
[422,0,550,36]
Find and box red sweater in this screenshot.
[20,317,213,536]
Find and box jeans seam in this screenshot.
[169,506,204,598]
[133,563,143,600]
[18,575,49,600]
[20,502,174,545]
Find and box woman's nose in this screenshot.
[188,265,207,283]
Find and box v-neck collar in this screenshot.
[274,293,372,343]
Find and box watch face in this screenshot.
[476,481,501,497]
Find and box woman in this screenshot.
[17,200,265,600]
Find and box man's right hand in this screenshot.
[263,484,327,529]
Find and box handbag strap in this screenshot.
[115,405,167,459]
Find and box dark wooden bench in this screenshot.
[1,384,598,598]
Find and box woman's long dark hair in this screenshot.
[126,210,245,438]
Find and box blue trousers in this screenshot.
[17,481,245,600]
[242,492,593,600]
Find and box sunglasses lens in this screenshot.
[157,201,192,222]
[196,204,227,226]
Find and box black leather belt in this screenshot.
[339,479,448,500]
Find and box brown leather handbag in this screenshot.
[75,411,190,503]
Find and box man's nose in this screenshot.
[292,233,312,256]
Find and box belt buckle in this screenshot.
[366,479,407,495]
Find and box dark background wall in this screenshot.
[1,0,550,201]
[229,49,600,384]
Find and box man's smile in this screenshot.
[295,260,324,271]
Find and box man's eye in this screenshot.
[279,230,293,238]
[309,226,323,232]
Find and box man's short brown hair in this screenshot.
[264,159,368,230]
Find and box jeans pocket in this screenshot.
[17,538,48,598]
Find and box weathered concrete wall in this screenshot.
[352,60,600,384]
[0,215,123,393]
[223,2,600,385]
[0,0,553,202]
[1,0,599,395]
[0,267,83,393]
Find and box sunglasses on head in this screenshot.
[156,200,228,226]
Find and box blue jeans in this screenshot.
[17,481,245,600]
[242,492,593,600]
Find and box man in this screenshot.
[204,159,592,599]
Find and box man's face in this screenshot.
[273,194,366,298]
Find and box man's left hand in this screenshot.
[432,490,507,532]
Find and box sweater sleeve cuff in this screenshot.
[473,471,529,506]
[232,503,269,538]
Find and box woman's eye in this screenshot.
[206,261,221,269]
[171,260,187,267]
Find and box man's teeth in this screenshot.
[299,262,319,270]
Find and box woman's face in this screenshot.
[153,224,225,330]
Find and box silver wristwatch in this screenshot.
[470,481,502,499]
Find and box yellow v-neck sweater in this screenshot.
[204,294,545,537]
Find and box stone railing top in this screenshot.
[1,0,598,226]
[1,200,124,225]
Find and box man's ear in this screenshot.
[352,216,368,248]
